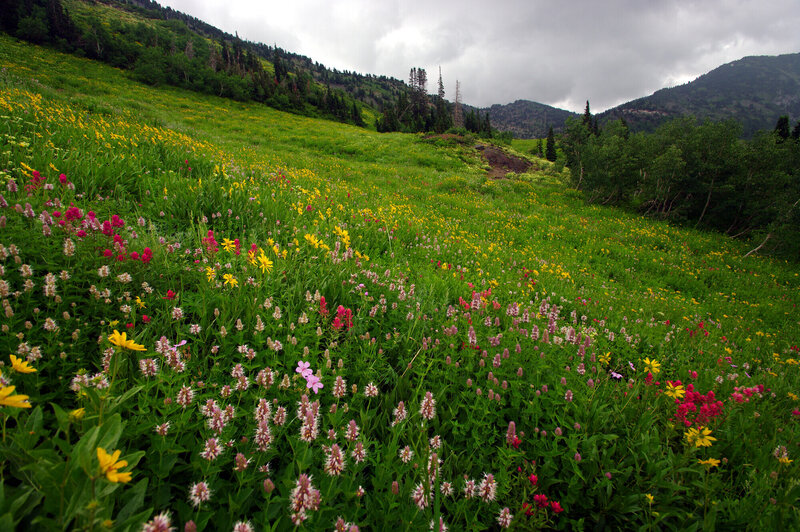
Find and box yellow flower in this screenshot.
[778,456,793,465]
[222,273,238,288]
[664,381,685,400]
[205,267,216,282]
[642,357,661,375]
[697,457,720,469]
[135,296,146,309]
[0,385,32,408]
[9,354,36,373]
[221,238,236,253]
[69,407,86,422]
[108,330,146,351]
[685,426,716,448]
[645,493,654,505]
[257,251,273,274]
[598,352,611,365]
[97,447,132,483]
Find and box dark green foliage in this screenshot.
[775,115,790,140]
[562,115,800,256]
[545,126,557,161]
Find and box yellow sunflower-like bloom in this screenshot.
[0,385,32,408]
[10,354,36,373]
[97,447,133,483]
[108,330,146,351]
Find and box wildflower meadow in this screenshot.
[1,35,799,530]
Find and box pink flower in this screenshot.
[306,375,324,394]
[551,501,564,513]
[296,361,312,378]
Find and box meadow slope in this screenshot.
[1,35,799,530]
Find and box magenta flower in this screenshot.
[296,360,312,378]
[306,375,324,394]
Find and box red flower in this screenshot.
[141,315,151,323]
[533,494,549,508]
[163,289,177,300]
[551,501,564,513]
[522,502,534,516]
[528,474,538,486]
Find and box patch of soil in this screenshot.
[475,144,532,178]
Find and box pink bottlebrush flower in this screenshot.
[201,437,223,461]
[399,445,414,464]
[391,401,407,426]
[138,358,158,377]
[290,474,321,521]
[345,420,359,442]
[529,474,538,486]
[364,382,379,397]
[411,482,430,509]
[189,481,212,507]
[324,444,346,476]
[497,507,513,529]
[234,452,250,472]
[255,398,272,423]
[254,420,273,451]
[463,478,476,499]
[141,512,172,532]
[351,441,366,464]
[273,406,287,426]
[332,376,347,399]
[420,391,436,421]
[478,473,497,502]
[506,421,517,446]
[232,521,253,532]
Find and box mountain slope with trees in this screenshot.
[600,53,800,137]
[474,100,578,139]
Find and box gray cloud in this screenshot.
[160,0,800,112]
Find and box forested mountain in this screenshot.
[0,0,413,126]
[600,53,800,137]
[472,100,578,139]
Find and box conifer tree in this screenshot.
[545,126,557,162]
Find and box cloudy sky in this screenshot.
[158,0,800,113]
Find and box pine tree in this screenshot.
[545,126,557,162]
[775,115,790,141]
[582,100,592,127]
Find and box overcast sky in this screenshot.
[158,0,800,113]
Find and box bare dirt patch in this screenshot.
[475,145,532,178]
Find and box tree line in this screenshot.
[561,102,800,257]
[376,67,496,137]
[1,0,366,127]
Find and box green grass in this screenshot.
[1,34,799,531]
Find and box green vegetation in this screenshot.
[1,34,799,531]
[561,110,800,257]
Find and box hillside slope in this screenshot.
[475,100,578,138]
[600,52,800,136]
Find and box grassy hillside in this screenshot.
[1,35,799,531]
